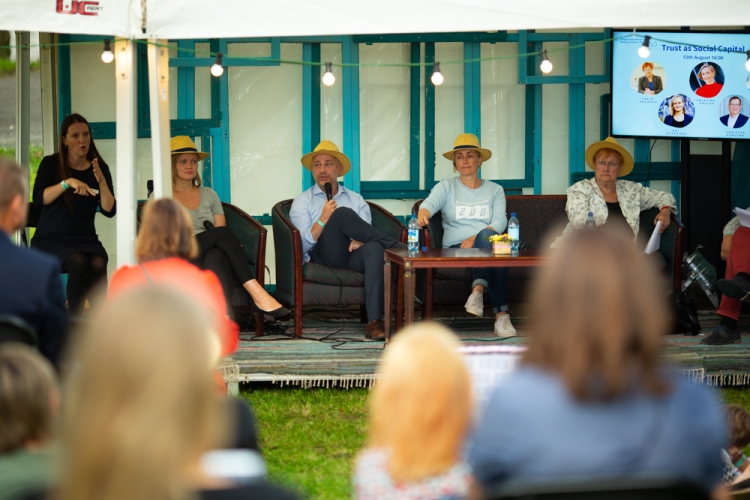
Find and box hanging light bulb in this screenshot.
[210,53,224,77]
[101,39,114,64]
[539,49,553,74]
[322,62,336,86]
[638,36,651,58]
[746,51,750,71]
[431,62,444,86]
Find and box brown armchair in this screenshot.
[272,200,407,337]
[137,201,267,336]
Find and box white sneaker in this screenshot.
[464,291,484,317]
[494,314,517,337]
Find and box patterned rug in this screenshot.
[219,307,750,389]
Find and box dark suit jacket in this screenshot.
[720,113,749,129]
[638,75,663,94]
[0,232,68,366]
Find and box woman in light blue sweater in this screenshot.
[417,133,515,336]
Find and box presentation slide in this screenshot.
[612,31,750,141]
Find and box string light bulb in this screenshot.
[430,62,444,86]
[101,39,114,64]
[746,51,750,71]
[539,50,553,74]
[638,36,651,58]
[322,62,336,86]
[210,53,224,77]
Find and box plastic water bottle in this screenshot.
[408,212,420,254]
[585,211,595,229]
[508,212,520,256]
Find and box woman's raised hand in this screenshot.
[92,158,105,184]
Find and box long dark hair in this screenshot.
[57,114,105,208]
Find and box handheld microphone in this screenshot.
[324,182,333,201]
[203,220,215,231]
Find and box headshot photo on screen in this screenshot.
[690,62,724,98]
[659,94,694,128]
[719,95,749,129]
[631,62,666,95]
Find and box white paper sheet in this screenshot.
[645,221,661,254]
[734,207,750,228]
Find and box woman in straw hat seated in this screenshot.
[556,137,676,243]
[354,322,473,499]
[469,226,727,498]
[168,136,288,318]
[417,133,516,337]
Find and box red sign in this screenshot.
[56,0,102,16]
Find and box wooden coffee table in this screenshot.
[383,248,545,342]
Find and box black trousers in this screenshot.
[194,227,254,312]
[309,207,403,321]
[62,252,107,314]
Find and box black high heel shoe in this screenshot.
[251,303,290,318]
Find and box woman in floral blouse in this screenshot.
[557,137,676,243]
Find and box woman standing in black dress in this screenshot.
[32,114,116,314]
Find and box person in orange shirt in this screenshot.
[108,198,238,358]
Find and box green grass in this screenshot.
[0,58,40,75]
[242,384,750,498]
[0,146,44,192]
[241,386,369,499]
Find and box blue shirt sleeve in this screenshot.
[352,191,372,224]
[489,185,507,234]
[290,191,317,258]
[420,180,450,217]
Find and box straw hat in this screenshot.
[170,136,209,161]
[300,140,351,176]
[442,133,492,161]
[585,136,634,177]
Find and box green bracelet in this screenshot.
[316,219,326,228]
[61,180,70,190]
[736,455,746,468]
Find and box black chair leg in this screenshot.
[360,304,368,323]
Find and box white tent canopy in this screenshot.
[2,0,749,267]
[3,0,749,39]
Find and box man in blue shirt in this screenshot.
[290,141,404,340]
[0,159,68,367]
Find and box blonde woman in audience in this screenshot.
[0,345,59,500]
[55,288,297,500]
[354,322,473,499]
[469,225,728,499]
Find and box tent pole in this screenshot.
[147,39,172,199]
[115,39,138,267]
[14,31,30,247]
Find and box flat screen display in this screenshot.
[611,30,750,141]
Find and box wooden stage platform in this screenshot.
[219,305,750,392]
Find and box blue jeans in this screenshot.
[449,227,509,313]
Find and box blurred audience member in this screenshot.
[0,158,68,367]
[354,322,473,499]
[55,288,298,500]
[469,226,727,499]
[0,345,59,500]
[721,405,750,486]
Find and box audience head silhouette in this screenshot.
[57,287,226,500]
[526,224,670,400]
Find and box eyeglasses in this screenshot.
[595,161,621,168]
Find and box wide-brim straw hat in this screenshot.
[585,136,634,177]
[300,140,351,176]
[170,136,209,161]
[442,133,492,162]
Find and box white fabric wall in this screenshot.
[359,43,411,182]
[480,42,525,181]
[228,43,304,287]
[434,42,464,181]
